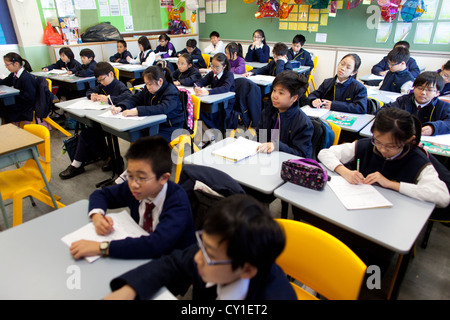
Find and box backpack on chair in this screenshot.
[309,117,335,160]
[35,76,54,120]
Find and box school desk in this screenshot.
[274,172,435,300]
[32,71,96,92]
[0,85,20,125]
[111,63,148,81]
[0,124,59,228]
[246,62,268,69]
[0,199,175,300]
[235,74,274,96]
[367,88,402,104]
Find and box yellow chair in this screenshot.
[0,124,65,226]
[114,67,120,80]
[328,121,341,145]
[202,54,211,68]
[305,55,318,97]
[245,64,253,72]
[40,79,72,137]
[275,219,367,300]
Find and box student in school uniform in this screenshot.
[318,107,449,208]
[256,70,314,158]
[67,48,97,78]
[172,53,202,87]
[378,46,415,94]
[176,38,207,69]
[204,31,226,55]
[0,52,36,124]
[42,47,81,72]
[383,71,450,136]
[154,34,176,59]
[308,53,367,114]
[287,34,314,73]
[104,194,296,300]
[437,60,450,96]
[112,65,184,142]
[245,29,270,63]
[126,36,155,67]
[372,41,421,78]
[59,62,133,180]
[69,136,196,260]
[225,42,246,75]
[194,53,236,132]
[245,42,293,77]
[109,40,133,64]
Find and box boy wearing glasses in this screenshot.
[104,194,296,300]
[68,136,196,259]
[378,46,415,94]
[384,71,450,136]
[59,62,132,179]
[372,41,421,79]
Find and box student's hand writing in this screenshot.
[257,142,275,154]
[194,86,209,96]
[335,165,365,184]
[364,171,400,191]
[110,106,122,115]
[91,213,114,235]
[103,285,137,300]
[321,99,332,110]
[421,125,433,136]
[312,99,324,108]
[122,109,138,117]
[90,93,99,101]
[70,240,101,259]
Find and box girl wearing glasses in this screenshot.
[318,107,449,208]
[172,53,201,87]
[0,52,36,124]
[245,29,270,63]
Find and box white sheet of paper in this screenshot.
[61,210,149,263]
[328,176,393,210]
[301,106,329,118]
[212,136,262,162]
[98,109,147,120]
[65,99,110,110]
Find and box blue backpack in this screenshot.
[308,117,335,160]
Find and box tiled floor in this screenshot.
[1,124,449,300]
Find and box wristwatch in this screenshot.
[100,241,109,257]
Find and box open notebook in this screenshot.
[328,176,393,210]
[61,210,149,263]
[212,136,262,162]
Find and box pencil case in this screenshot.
[280,158,330,191]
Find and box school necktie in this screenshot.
[143,202,155,233]
[13,74,18,86]
[214,75,218,81]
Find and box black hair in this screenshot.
[138,36,152,51]
[94,61,115,78]
[159,34,171,42]
[225,42,243,59]
[272,70,308,99]
[186,38,197,48]
[3,52,32,72]
[59,47,75,61]
[211,53,230,71]
[117,40,127,47]
[394,40,410,49]
[340,53,361,76]
[142,64,173,85]
[179,52,194,66]
[125,136,172,179]
[371,107,422,146]
[253,29,267,45]
[203,194,286,272]
[414,71,445,92]
[443,60,450,70]
[292,34,306,46]
[273,42,288,57]
[209,31,220,38]
[80,48,95,59]
[387,46,410,64]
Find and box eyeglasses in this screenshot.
[4,62,13,67]
[371,137,404,152]
[253,36,263,39]
[211,65,224,71]
[97,76,108,83]
[414,86,437,93]
[195,230,232,266]
[440,71,450,80]
[388,61,401,67]
[126,174,156,186]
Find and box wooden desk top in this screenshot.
[0,124,44,156]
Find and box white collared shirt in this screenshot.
[206,278,250,300]
[137,182,167,230]
[15,67,24,79]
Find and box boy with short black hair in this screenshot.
[104,194,296,300]
[109,40,133,64]
[287,34,314,73]
[384,71,450,136]
[68,48,97,77]
[379,46,414,94]
[176,38,206,69]
[204,31,225,55]
[372,41,421,78]
[246,42,293,77]
[68,136,196,260]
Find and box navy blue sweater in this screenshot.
[308,76,368,114]
[73,60,97,77]
[287,48,314,70]
[176,47,206,69]
[372,56,421,78]
[172,65,202,86]
[43,59,81,72]
[252,59,293,77]
[89,180,195,259]
[384,92,450,135]
[86,78,132,105]
[245,44,270,63]
[109,50,133,64]
[380,69,415,93]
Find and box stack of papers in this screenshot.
[212,136,262,162]
[65,99,110,110]
[248,75,275,85]
[47,69,68,75]
[301,106,330,118]
[328,176,393,210]
[98,109,147,120]
[61,211,149,263]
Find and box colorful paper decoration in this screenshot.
[255,0,280,21]
[279,2,294,19]
[376,0,402,22]
[401,0,426,22]
[347,0,362,9]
